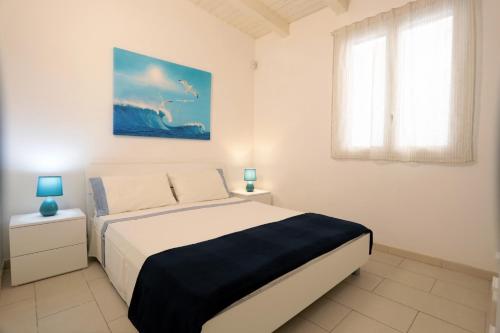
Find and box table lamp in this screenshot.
[244,168,256,192]
[36,176,63,216]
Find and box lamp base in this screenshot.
[40,198,58,217]
[246,182,254,192]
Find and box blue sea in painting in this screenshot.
[113,48,211,140]
[113,104,209,140]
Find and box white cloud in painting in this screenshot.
[117,65,180,92]
[141,66,179,91]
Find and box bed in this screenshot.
[86,163,371,333]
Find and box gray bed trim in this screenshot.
[100,199,250,266]
[216,168,231,194]
[90,177,109,217]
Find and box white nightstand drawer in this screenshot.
[11,243,87,285]
[247,193,272,205]
[231,189,273,205]
[10,218,86,257]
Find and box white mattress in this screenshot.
[90,197,302,304]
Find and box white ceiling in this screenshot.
[188,0,348,38]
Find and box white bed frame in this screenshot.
[85,163,370,333]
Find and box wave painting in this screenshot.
[113,48,211,140]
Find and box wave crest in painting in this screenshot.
[113,103,209,139]
[113,48,211,140]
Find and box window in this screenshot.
[347,36,387,148]
[395,15,453,149]
[331,0,475,163]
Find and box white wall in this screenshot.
[1,0,497,272]
[0,0,255,259]
[254,0,499,271]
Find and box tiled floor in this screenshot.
[0,250,491,333]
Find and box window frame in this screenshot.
[331,0,475,163]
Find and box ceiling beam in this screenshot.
[324,0,349,14]
[232,0,289,37]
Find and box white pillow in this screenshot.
[101,174,177,214]
[168,169,229,204]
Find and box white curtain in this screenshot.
[331,0,476,163]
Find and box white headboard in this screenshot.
[85,162,221,221]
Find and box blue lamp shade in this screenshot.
[244,169,256,181]
[36,176,63,217]
[244,168,256,192]
[36,176,63,197]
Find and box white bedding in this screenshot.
[90,197,302,304]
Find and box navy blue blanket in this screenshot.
[128,213,372,333]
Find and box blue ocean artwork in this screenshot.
[113,48,211,140]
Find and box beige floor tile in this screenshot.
[326,283,417,332]
[344,270,383,291]
[0,279,35,307]
[371,251,404,266]
[375,279,485,333]
[82,260,107,282]
[274,316,327,333]
[399,259,490,293]
[108,316,138,333]
[409,313,471,333]
[4,252,490,333]
[88,277,127,322]
[331,311,400,333]
[364,260,435,292]
[298,296,350,331]
[35,270,94,318]
[38,301,110,333]
[0,299,37,333]
[431,280,490,312]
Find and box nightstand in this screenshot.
[9,208,87,285]
[231,189,272,205]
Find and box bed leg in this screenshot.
[351,268,361,276]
